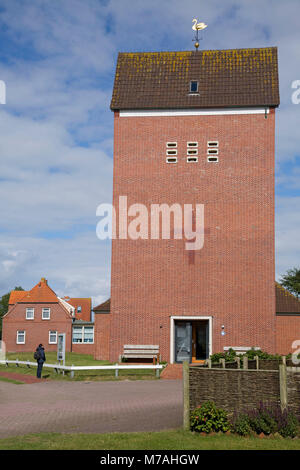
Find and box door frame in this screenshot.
[170,316,212,364]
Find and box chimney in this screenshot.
[40,277,47,285]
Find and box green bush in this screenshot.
[190,401,230,434]
[231,413,252,436]
[231,402,299,438]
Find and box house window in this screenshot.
[189,81,199,93]
[187,156,198,163]
[17,330,25,344]
[49,330,57,344]
[207,156,219,163]
[72,326,94,344]
[77,306,82,313]
[42,308,51,320]
[26,308,34,320]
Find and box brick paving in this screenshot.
[0,371,46,384]
[0,379,182,438]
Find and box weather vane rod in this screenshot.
[192,19,208,50]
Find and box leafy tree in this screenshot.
[0,286,24,339]
[279,267,300,298]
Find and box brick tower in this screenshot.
[103,47,280,363]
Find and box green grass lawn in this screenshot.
[0,430,299,450]
[0,352,160,381]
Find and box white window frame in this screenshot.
[187,149,198,156]
[189,81,199,93]
[207,156,219,163]
[42,308,51,320]
[166,149,177,156]
[17,330,26,344]
[187,156,198,163]
[72,326,94,344]
[166,142,177,148]
[26,308,34,320]
[207,148,219,155]
[49,330,57,344]
[166,156,178,164]
[207,141,219,147]
[187,142,198,148]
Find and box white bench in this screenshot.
[120,345,160,364]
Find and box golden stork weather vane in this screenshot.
[192,18,207,50]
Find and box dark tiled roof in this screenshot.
[93,299,111,313]
[276,283,300,314]
[111,47,280,110]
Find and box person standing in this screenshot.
[35,343,46,379]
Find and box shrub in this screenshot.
[231,412,252,436]
[190,401,230,434]
[210,348,237,364]
[231,402,299,438]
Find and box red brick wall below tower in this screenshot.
[109,109,276,362]
[276,316,300,355]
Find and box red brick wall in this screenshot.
[276,316,300,354]
[108,109,276,362]
[72,343,95,355]
[2,303,72,353]
[94,313,111,361]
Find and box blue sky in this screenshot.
[0,0,299,305]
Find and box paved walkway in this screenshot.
[0,379,182,438]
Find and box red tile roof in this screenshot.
[9,278,58,304]
[9,290,28,305]
[62,297,91,321]
[111,47,280,110]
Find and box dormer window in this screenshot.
[189,81,199,93]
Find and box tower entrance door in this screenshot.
[175,320,209,363]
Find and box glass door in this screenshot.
[175,322,192,363]
[192,321,209,361]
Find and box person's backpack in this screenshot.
[34,350,41,360]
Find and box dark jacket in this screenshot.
[36,346,46,362]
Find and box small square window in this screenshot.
[42,308,51,320]
[26,308,34,320]
[190,81,199,93]
[49,330,57,344]
[17,330,25,344]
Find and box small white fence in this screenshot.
[0,359,164,378]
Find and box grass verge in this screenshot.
[0,430,299,450]
[0,352,160,381]
[0,375,24,385]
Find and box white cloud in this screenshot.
[0,0,299,300]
